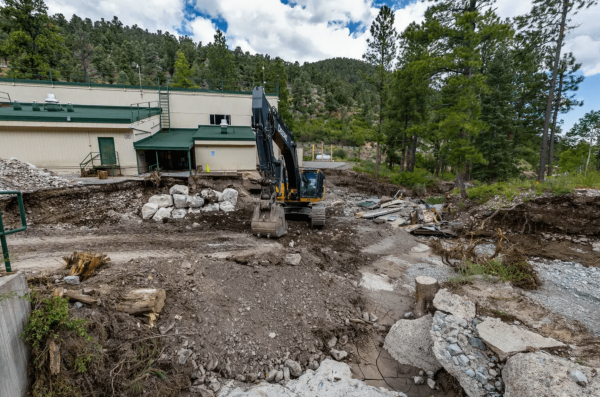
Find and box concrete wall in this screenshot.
[0,82,278,128]
[0,125,139,175]
[195,141,257,171]
[0,272,31,397]
[131,115,160,142]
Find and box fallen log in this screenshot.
[116,288,166,315]
[64,290,98,305]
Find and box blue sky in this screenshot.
[45,0,600,131]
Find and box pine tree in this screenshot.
[362,5,398,179]
[171,49,197,88]
[567,110,600,174]
[207,29,234,89]
[517,0,597,181]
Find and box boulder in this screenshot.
[141,203,159,219]
[173,194,188,209]
[220,201,236,212]
[503,352,599,397]
[201,189,221,203]
[383,314,442,373]
[187,195,204,208]
[152,207,173,221]
[433,289,476,320]
[284,359,302,378]
[172,209,187,219]
[202,203,220,212]
[220,188,239,206]
[218,359,401,397]
[477,317,565,361]
[148,194,173,208]
[430,311,503,397]
[169,184,189,196]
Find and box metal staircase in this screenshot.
[159,89,170,131]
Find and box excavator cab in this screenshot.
[299,169,324,199]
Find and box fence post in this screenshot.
[123,73,126,90]
[221,80,223,91]
[9,66,14,84]
[49,68,53,86]
[86,71,90,87]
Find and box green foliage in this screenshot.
[206,29,234,88]
[449,259,531,284]
[333,148,347,159]
[425,196,445,205]
[171,50,197,88]
[390,169,434,188]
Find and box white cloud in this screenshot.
[187,17,217,45]
[45,0,186,34]
[564,35,600,76]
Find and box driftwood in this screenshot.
[116,289,166,315]
[413,276,440,318]
[49,340,60,375]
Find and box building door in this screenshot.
[98,137,116,165]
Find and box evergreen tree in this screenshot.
[362,5,398,179]
[171,49,196,88]
[567,110,600,173]
[207,29,234,89]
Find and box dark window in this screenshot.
[210,115,231,125]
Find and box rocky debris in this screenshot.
[219,201,235,212]
[173,194,188,208]
[220,188,239,206]
[141,203,159,219]
[384,314,442,373]
[172,209,187,219]
[201,189,221,203]
[502,351,599,397]
[285,254,302,266]
[152,207,173,222]
[219,359,403,397]
[187,195,204,208]
[0,157,73,192]
[169,184,189,196]
[433,288,476,320]
[148,194,173,208]
[476,317,565,361]
[202,203,220,212]
[330,349,348,361]
[430,311,503,397]
[63,276,80,285]
[284,359,302,378]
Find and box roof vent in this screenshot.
[45,93,59,103]
[220,119,228,134]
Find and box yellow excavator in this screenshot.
[251,86,326,238]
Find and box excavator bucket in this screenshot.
[251,203,287,238]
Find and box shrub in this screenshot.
[390,169,434,188]
[333,148,347,159]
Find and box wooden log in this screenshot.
[98,170,108,179]
[64,290,98,305]
[413,276,440,318]
[49,340,60,375]
[116,288,166,315]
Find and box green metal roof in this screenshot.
[134,129,196,150]
[0,102,160,123]
[193,125,255,141]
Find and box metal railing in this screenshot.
[80,152,121,176]
[0,91,11,102]
[0,191,27,272]
[129,101,161,122]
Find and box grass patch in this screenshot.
[352,160,437,188]
[448,259,533,284]
[425,196,445,205]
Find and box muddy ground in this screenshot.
[1,171,599,396]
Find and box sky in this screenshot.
[44,0,600,131]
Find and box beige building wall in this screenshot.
[0,126,138,175]
[131,115,160,142]
[0,82,278,128]
[195,141,256,171]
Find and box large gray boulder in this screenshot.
[173,194,187,209]
[201,189,221,203]
[148,194,173,208]
[220,188,239,206]
[169,184,189,196]
[186,195,204,208]
[220,201,235,212]
[430,311,503,397]
[172,209,187,219]
[477,317,565,361]
[218,359,404,397]
[152,207,173,221]
[433,288,476,320]
[503,352,599,397]
[383,314,442,373]
[202,203,220,212]
[141,203,159,219]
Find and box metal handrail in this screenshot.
[130,101,161,122]
[149,164,161,172]
[0,91,11,102]
[0,191,27,272]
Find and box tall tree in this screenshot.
[207,29,234,89]
[362,5,398,179]
[171,50,196,88]
[567,110,600,174]
[517,0,597,181]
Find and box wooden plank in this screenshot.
[362,208,404,219]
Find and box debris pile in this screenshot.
[0,157,74,192]
[142,184,239,221]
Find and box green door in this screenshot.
[98,137,116,165]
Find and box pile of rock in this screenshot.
[0,157,73,192]
[142,185,239,221]
[384,286,598,397]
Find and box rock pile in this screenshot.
[0,157,73,192]
[142,185,239,221]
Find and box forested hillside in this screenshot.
[1,0,598,190]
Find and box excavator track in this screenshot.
[310,205,326,228]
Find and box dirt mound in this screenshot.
[0,157,74,192]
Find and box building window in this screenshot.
[210,115,231,125]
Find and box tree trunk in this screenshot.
[548,70,564,176]
[414,276,440,318]
[116,289,167,315]
[456,169,468,200]
[538,0,569,182]
[400,132,407,172]
[586,136,594,174]
[409,135,417,172]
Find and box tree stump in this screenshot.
[116,289,166,315]
[413,276,440,318]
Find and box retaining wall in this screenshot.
[0,272,30,397]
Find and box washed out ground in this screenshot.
[1,168,599,396]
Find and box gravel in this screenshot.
[525,258,600,335]
[0,157,74,193]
